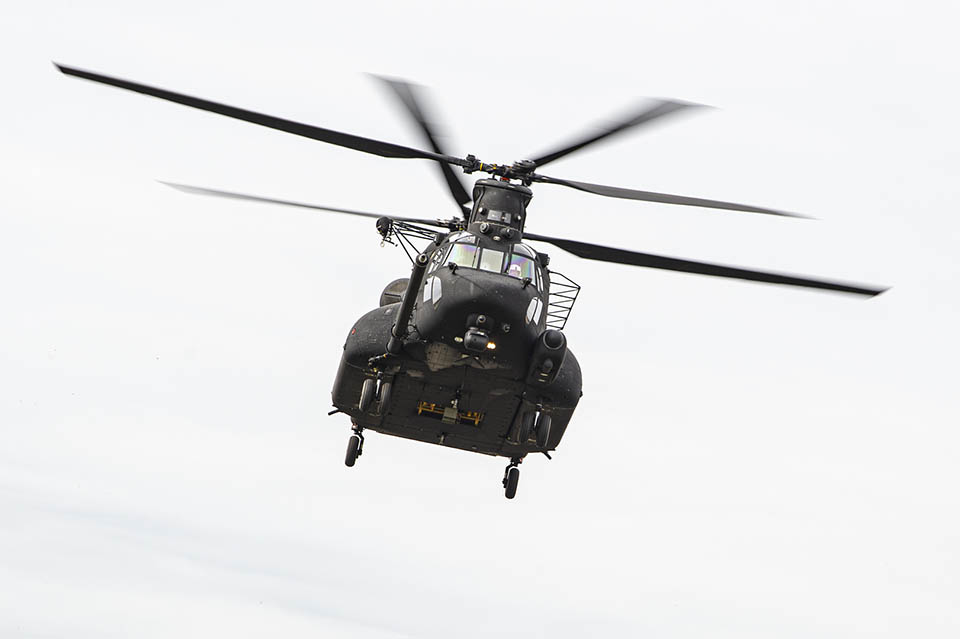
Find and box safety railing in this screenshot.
[544,270,581,330]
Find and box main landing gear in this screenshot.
[359,376,392,414]
[535,412,552,449]
[502,457,522,499]
[346,425,527,500]
[349,376,392,467]
[516,408,552,450]
[345,424,364,467]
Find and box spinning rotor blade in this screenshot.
[56,64,467,165]
[532,174,809,218]
[374,75,472,216]
[160,181,452,227]
[530,99,706,168]
[523,232,886,297]
[56,64,810,220]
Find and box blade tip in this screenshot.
[54,63,91,80]
[157,180,196,195]
[843,284,889,298]
[654,97,716,111]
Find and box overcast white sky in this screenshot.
[2,1,959,637]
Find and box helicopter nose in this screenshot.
[417,268,540,355]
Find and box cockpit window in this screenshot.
[506,254,536,281]
[512,243,536,258]
[447,243,480,268]
[440,239,541,288]
[446,231,474,244]
[479,249,504,273]
[429,246,445,272]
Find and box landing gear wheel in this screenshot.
[516,411,535,444]
[378,381,392,414]
[345,433,361,467]
[358,378,376,412]
[502,457,522,499]
[535,413,552,449]
[504,466,520,499]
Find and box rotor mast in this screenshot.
[467,178,533,244]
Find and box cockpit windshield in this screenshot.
[505,243,538,283]
[447,243,480,268]
[479,249,504,273]
[438,238,541,288]
[512,243,536,258]
[505,254,536,281]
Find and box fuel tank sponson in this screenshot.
[386,252,430,354]
[379,277,409,307]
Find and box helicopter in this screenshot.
[56,64,887,499]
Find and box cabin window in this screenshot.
[478,249,504,273]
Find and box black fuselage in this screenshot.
[331,180,582,459]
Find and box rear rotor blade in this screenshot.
[56,64,467,165]
[160,181,453,227]
[532,174,809,218]
[523,232,886,297]
[374,76,472,216]
[530,99,706,168]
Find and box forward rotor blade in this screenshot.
[56,64,466,165]
[533,174,809,218]
[374,76,472,216]
[160,181,452,227]
[523,232,887,297]
[530,99,706,168]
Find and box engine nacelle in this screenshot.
[527,329,567,385]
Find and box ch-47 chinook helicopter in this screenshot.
[57,64,887,498]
